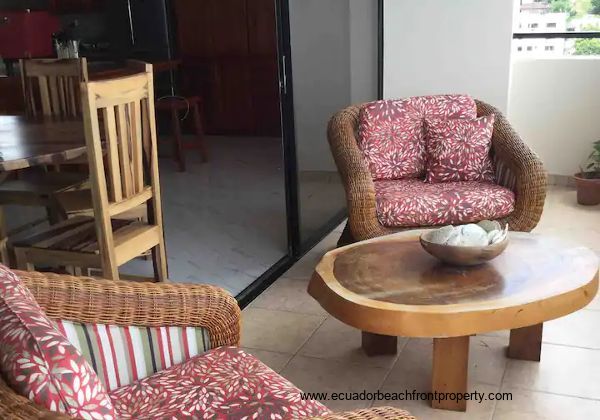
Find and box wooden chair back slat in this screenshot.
[130,100,145,193]
[101,106,123,203]
[82,66,163,205]
[20,58,88,118]
[80,62,166,280]
[115,103,134,198]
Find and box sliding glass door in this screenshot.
[287,0,379,249]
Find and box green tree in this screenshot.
[574,23,600,55]
[591,0,600,14]
[574,38,600,54]
[550,0,577,17]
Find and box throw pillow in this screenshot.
[0,265,115,419]
[425,115,496,183]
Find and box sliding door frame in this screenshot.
[238,0,384,307]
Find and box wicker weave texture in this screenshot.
[0,272,415,419]
[311,406,416,420]
[0,377,70,420]
[16,270,241,348]
[328,100,547,245]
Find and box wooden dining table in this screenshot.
[0,115,86,172]
[0,115,87,263]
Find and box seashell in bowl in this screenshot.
[420,222,509,266]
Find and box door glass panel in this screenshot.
[289,0,378,246]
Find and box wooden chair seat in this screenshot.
[0,171,88,204]
[55,189,147,220]
[61,154,89,166]
[14,216,161,268]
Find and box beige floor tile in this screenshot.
[380,382,499,420]
[587,293,600,311]
[283,251,323,279]
[309,231,340,255]
[543,309,600,349]
[298,317,408,369]
[241,348,293,373]
[284,231,341,279]
[334,220,347,233]
[250,277,328,316]
[493,388,600,420]
[388,336,509,388]
[376,337,506,418]
[478,330,510,339]
[503,344,600,399]
[241,308,325,354]
[280,355,389,412]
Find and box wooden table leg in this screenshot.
[432,336,469,411]
[508,323,543,361]
[362,332,397,356]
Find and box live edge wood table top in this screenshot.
[308,231,599,412]
[0,115,86,172]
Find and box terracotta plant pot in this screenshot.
[574,172,600,206]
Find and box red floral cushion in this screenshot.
[0,265,115,419]
[374,179,515,227]
[358,94,477,180]
[109,346,330,419]
[425,115,496,183]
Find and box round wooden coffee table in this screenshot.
[308,231,599,411]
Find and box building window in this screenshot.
[514,2,600,57]
[517,47,523,51]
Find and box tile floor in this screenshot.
[5,135,346,295]
[242,186,600,419]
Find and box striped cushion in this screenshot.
[55,320,211,391]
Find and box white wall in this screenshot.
[508,58,600,176]
[290,0,378,172]
[349,0,379,104]
[383,0,515,112]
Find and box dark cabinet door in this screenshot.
[172,0,280,136]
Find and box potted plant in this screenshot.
[574,140,600,205]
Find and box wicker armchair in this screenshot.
[329,99,547,245]
[0,271,414,420]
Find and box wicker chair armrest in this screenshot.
[476,100,547,232]
[17,271,241,348]
[0,376,70,420]
[328,105,390,240]
[310,406,416,419]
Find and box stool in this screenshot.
[156,95,208,172]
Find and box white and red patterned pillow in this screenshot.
[0,265,115,419]
[358,94,477,180]
[425,115,496,183]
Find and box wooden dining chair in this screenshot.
[0,59,90,247]
[13,63,168,281]
[20,58,89,118]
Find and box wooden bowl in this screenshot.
[419,231,509,266]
